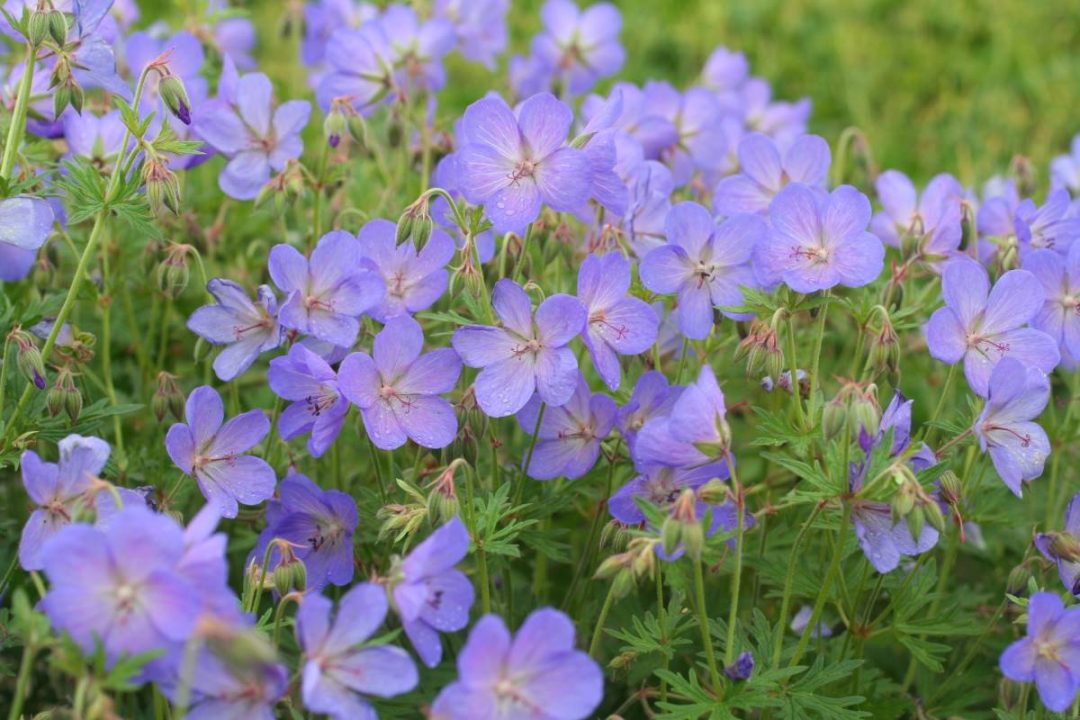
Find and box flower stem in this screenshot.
[311,140,330,249]
[924,362,959,447]
[692,555,723,689]
[771,502,823,669]
[465,464,491,614]
[588,582,618,659]
[784,315,807,431]
[511,224,535,284]
[789,502,851,667]
[808,293,831,409]
[0,43,38,181]
[656,564,669,702]
[7,640,36,720]
[724,466,746,666]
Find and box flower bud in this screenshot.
[156,243,192,298]
[12,330,47,390]
[154,372,185,422]
[158,74,192,125]
[27,10,49,46]
[905,505,926,543]
[1046,532,1080,564]
[724,651,755,681]
[144,157,182,216]
[938,470,962,507]
[47,9,68,46]
[660,515,682,558]
[697,478,730,505]
[850,387,880,439]
[52,80,71,118]
[324,105,347,148]
[594,553,629,581]
[61,371,82,422]
[395,213,415,246]
[426,461,463,524]
[1006,563,1031,596]
[46,383,64,417]
[821,396,847,441]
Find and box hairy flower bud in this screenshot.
[154,372,185,423]
[324,105,347,148]
[27,9,48,46]
[156,243,192,298]
[158,74,192,125]
[144,157,182,216]
[11,328,47,390]
[47,9,68,46]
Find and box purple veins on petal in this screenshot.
[516,374,617,480]
[999,592,1080,713]
[713,132,831,216]
[268,343,350,458]
[164,385,276,518]
[187,278,282,382]
[356,218,455,322]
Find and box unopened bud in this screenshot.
[697,478,730,505]
[660,516,681,558]
[324,106,347,148]
[906,506,926,543]
[46,384,64,417]
[156,244,192,298]
[924,500,946,534]
[144,158,182,215]
[939,471,962,506]
[158,74,192,125]
[53,81,71,118]
[47,10,68,46]
[27,10,48,46]
[850,389,880,439]
[1047,532,1080,564]
[594,553,629,581]
[13,331,47,390]
[822,397,847,440]
[1006,564,1031,596]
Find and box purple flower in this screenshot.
[253,472,358,590]
[531,0,624,95]
[1000,592,1080,712]
[643,82,728,186]
[381,5,456,94]
[434,0,508,70]
[615,370,681,454]
[713,133,831,216]
[268,344,350,458]
[1014,190,1080,257]
[18,434,109,570]
[194,59,311,199]
[269,231,386,348]
[1024,245,1080,366]
[432,608,603,720]
[178,648,287,720]
[641,202,766,340]
[516,374,616,480]
[0,196,54,282]
[577,252,658,389]
[582,82,678,161]
[356,218,455,321]
[870,171,964,258]
[924,257,1059,397]
[623,159,674,257]
[456,93,590,234]
[452,279,586,417]
[62,109,126,166]
[1051,134,1080,195]
[125,31,207,124]
[702,46,749,98]
[301,0,376,68]
[316,23,396,115]
[187,279,282,382]
[392,516,475,667]
[754,183,884,293]
[165,386,276,518]
[39,506,201,664]
[297,583,418,719]
[974,357,1051,497]
[340,315,462,450]
[740,78,811,145]
[725,651,755,681]
[1036,493,1080,597]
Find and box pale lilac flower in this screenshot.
[165,386,276,518]
[434,0,508,70]
[532,0,624,95]
[508,52,556,98]
[269,231,386,348]
[187,279,282,381]
[432,608,602,720]
[974,357,1051,497]
[740,77,811,146]
[268,344,350,458]
[298,583,418,719]
[194,58,311,199]
[577,252,658,389]
[381,5,456,94]
[1035,493,1080,597]
[1000,592,1080,713]
[702,46,749,102]
[180,650,287,720]
[62,109,125,166]
[924,257,1059,397]
[643,82,727,186]
[870,171,964,258]
[641,202,766,339]
[615,370,681,454]
[252,472,358,590]
[301,0,375,69]
[623,159,674,258]
[339,315,461,450]
[516,374,616,480]
[356,218,455,321]
[39,506,201,664]
[18,434,110,570]
[1014,190,1080,257]
[713,133,830,216]
[392,516,475,667]
[791,605,832,638]
[582,82,678,161]
[0,196,53,282]
[754,183,885,293]
[1024,244,1080,365]
[1051,134,1080,195]
[452,279,586,417]
[316,22,396,114]
[457,93,590,234]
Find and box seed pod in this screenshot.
[924,499,946,534]
[821,396,847,440]
[46,384,65,417]
[52,81,71,118]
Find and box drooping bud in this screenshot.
[850,385,881,439]
[426,459,464,523]
[821,395,848,441]
[10,328,46,390]
[56,366,82,422]
[155,243,193,298]
[1046,532,1080,564]
[1006,563,1031,596]
[158,74,192,125]
[697,478,730,506]
[724,651,755,681]
[153,372,185,423]
[323,103,347,148]
[868,315,900,375]
[143,156,182,215]
[938,470,962,507]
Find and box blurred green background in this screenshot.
[191,0,1080,186]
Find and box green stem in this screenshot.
[171,635,200,719]
[924,362,959,447]
[676,337,691,384]
[0,335,12,425]
[808,294,830,408]
[789,503,851,667]
[0,43,38,181]
[100,240,125,455]
[656,564,669,702]
[588,582,618,659]
[514,403,546,506]
[784,315,807,430]
[771,503,823,669]
[511,224,534,284]
[724,461,746,666]
[311,141,330,248]
[692,555,723,689]
[272,593,301,649]
[563,443,620,611]
[7,641,36,720]
[4,67,152,442]
[465,464,491,614]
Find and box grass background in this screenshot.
[224,0,1080,188]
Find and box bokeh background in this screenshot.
[193,0,1080,189]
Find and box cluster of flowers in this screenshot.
[5,0,1080,716]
